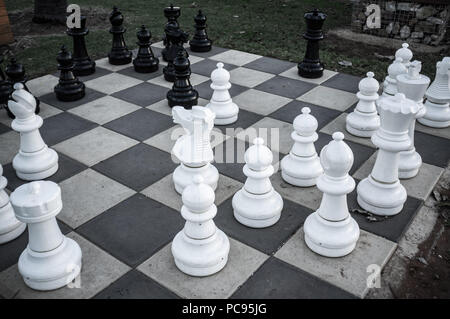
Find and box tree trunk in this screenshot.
[33,0,67,24]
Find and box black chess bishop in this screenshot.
[67,15,96,76]
[162,4,181,62]
[0,54,13,118]
[108,6,132,65]
[133,25,159,73]
[167,49,198,109]
[189,10,212,52]
[163,22,189,82]
[54,45,85,102]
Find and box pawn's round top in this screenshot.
[293,107,318,136]
[395,43,413,65]
[388,57,407,78]
[245,138,273,171]
[359,71,379,95]
[57,45,73,66]
[378,92,419,114]
[137,25,151,42]
[320,132,353,178]
[182,175,215,213]
[211,63,230,85]
[5,57,25,81]
[194,10,207,24]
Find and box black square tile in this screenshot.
[75,67,111,82]
[195,80,247,100]
[40,88,106,111]
[214,138,249,183]
[322,73,362,94]
[186,45,228,58]
[104,108,172,141]
[4,152,87,191]
[216,198,311,255]
[112,82,168,107]
[77,194,183,267]
[41,112,97,146]
[344,101,358,113]
[94,270,179,299]
[269,100,341,130]
[414,131,450,168]
[0,122,10,134]
[117,66,163,81]
[93,143,177,191]
[190,59,238,77]
[255,76,316,99]
[243,57,296,75]
[231,257,355,299]
[214,109,263,135]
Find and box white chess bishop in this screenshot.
[395,43,413,66]
[171,175,230,277]
[382,57,407,97]
[357,93,419,216]
[418,57,450,128]
[346,71,380,137]
[397,61,430,179]
[232,138,283,228]
[0,164,26,244]
[10,181,82,291]
[172,105,219,194]
[281,107,323,187]
[8,83,58,181]
[205,62,239,125]
[304,132,359,257]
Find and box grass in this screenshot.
[3,0,445,80]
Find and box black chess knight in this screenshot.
[298,9,326,79]
[67,15,96,76]
[162,4,181,62]
[189,10,212,52]
[54,45,85,102]
[163,22,189,82]
[0,54,13,118]
[167,49,198,109]
[133,25,159,73]
[108,6,132,65]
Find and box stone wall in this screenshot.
[351,0,449,45]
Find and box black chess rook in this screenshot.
[167,49,198,109]
[67,15,96,76]
[54,45,85,102]
[189,10,212,52]
[133,25,159,73]
[108,6,132,65]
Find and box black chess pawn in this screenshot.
[163,24,189,82]
[5,56,40,117]
[0,55,13,117]
[189,10,212,52]
[133,25,159,73]
[54,45,85,102]
[298,9,327,79]
[67,15,96,76]
[162,4,181,62]
[167,49,198,109]
[108,6,132,65]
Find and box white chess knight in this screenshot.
[418,57,450,128]
[8,83,58,181]
[171,175,229,277]
[397,61,430,179]
[395,43,413,66]
[172,105,219,194]
[281,107,323,187]
[346,71,380,137]
[205,62,239,125]
[357,93,419,216]
[232,138,283,228]
[0,164,26,244]
[10,181,82,291]
[304,132,359,257]
[382,57,407,97]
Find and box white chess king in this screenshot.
[8,83,59,181]
[304,132,359,257]
[172,105,219,194]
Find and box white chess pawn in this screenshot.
[346,71,380,137]
[206,62,239,125]
[395,43,413,67]
[357,93,419,216]
[304,132,359,257]
[232,138,283,228]
[171,175,230,277]
[397,61,430,179]
[418,57,450,128]
[0,164,26,244]
[8,83,58,181]
[281,107,323,187]
[10,181,82,291]
[382,57,407,97]
[172,106,219,194]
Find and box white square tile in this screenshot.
[297,86,357,111]
[26,74,59,97]
[210,49,261,66]
[188,55,205,65]
[95,57,132,72]
[280,67,338,84]
[0,131,19,165]
[85,73,142,95]
[229,67,275,88]
[233,89,292,116]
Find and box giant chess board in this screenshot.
[0,43,448,299]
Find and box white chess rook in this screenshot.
[10,181,82,291]
[172,106,219,194]
[8,83,59,181]
[418,57,450,128]
[232,138,283,228]
[382,57,407,97]
[0,164,26,244]
[281,107,323,187]
[357,93,419,216]
[206,62,239,125]
[346,72,380,137]
[397,61,430,179]
[304,132,359,257]
[171,175,230,277]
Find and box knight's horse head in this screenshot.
[8,83,36,119]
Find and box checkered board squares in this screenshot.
[0,44,447,300]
